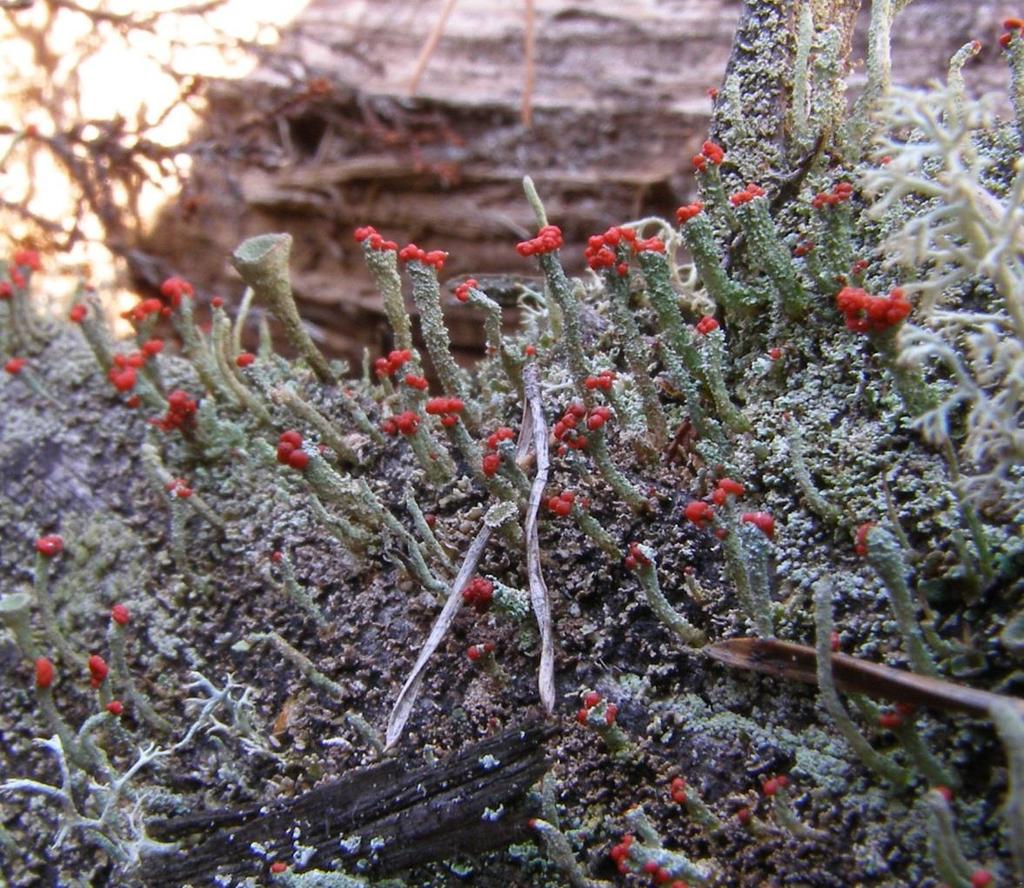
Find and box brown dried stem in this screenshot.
[708,637,1024,720]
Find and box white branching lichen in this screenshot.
[864,83,1024,510]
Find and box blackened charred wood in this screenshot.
[138,721,555,886]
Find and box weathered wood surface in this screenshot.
[139,722,555,886]
[141,0,1012,365]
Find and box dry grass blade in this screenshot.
[708,637,1024,719]
[516,372,536,462]
[523,362,555,712]
[385,524,492,749]
[387,363,555,747]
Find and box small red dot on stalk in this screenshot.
[854,522,874,557]
[13,249,41,271]
[454,278,477,302]
[482,452,501,477]
[159,276,194,307]
[461,576,494,611]
[670,776,687,804]
[111,604,130,626]
[36,535,64,558]
[287,449,310,471]
[394,410,420,435]
[969,870,993,888]
[877,712,903,729]
[683,501,714,528]
[35,657,55,689]
[88,655,109,688]
[717,478,745,497]
[109,367,137,392]
[701,140,725,164]
[675,202,704,224]
[279,430,303,448]
[547,495,572,517]
[740,511,775,539]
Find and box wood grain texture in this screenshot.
[140,0,1011,366]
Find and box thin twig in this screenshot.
[708,637,1024,719]
[407,0,459,96]
[522,0,535,128]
